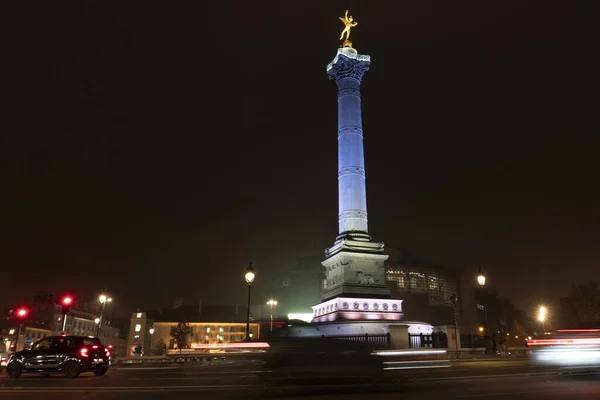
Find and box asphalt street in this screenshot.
[1,359,599,399]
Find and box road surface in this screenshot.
[1,358,599,399]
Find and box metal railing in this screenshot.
[325,333,390,348]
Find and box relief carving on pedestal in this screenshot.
[356,271,376,285]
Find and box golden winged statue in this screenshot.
[339,10,358,42]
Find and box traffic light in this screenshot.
[15,307,28,320]
[61,295,74,315]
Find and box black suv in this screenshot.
[6,336,110,378]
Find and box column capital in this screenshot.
[327,48,371,84]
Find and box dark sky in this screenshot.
[2,1,597,315]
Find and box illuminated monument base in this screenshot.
[287,320,434,337]
[311,297,403,323]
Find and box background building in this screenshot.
[127,301,263,356]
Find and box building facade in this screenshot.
[126,304,262,357]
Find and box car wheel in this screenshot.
[63,361,81,378]
[93,367,108,376]
[7,362,22,378]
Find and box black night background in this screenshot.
[2,1,597,315]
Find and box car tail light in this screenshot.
[0,356,6,362]
[80,348,89,357]
[105,350,111,357]
[92,345,99,349]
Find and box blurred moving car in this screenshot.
[528,329,600,367]
[261,337,384,384]
[6,336,110,378]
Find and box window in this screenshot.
[135,324,141,332]
[136,313,142,318]
[323,278,327,289]
[31,338,52,351]
[409,272,427,293]
[428,275,440,291]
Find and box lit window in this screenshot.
[135,324,141,332]
[323,278,327,289]
[136,313,142,318]
[428,276,439,291]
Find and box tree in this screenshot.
[170,321,191,353]
[561,281,600,328]
[153,339,167,356]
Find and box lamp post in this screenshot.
[266,299,278,334]
[476,266,489,337]
[244,262,256,342]
[148,327,155,356]
[449,294,460,357]
[96,293,113,337]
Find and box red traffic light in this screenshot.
[63,296,73,305]
[16,308,28,318]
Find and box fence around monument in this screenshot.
[321,332,448,349]
[324,333,391,348]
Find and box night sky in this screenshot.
[2,1,597,315]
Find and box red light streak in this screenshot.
[527,337,600,346]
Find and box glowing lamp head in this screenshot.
[245,263,256,284]
[99,295,107,304]
[478,326,484,333]
[149,328,155,335]
[538,306,547,322]
[16,308,27,318]
[94,317,101,324]
[476,265,486,286]
[477,274,486,286]
[63,296,73,305]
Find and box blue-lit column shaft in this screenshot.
[328,51,371,235]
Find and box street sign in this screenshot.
[25,337,33,346]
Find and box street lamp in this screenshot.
[476,265,486,287]
[96,293,113,337]
[266,299,278,334]
[244,262,256,342]
[148,327,155,356]
[475,266,489,342]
